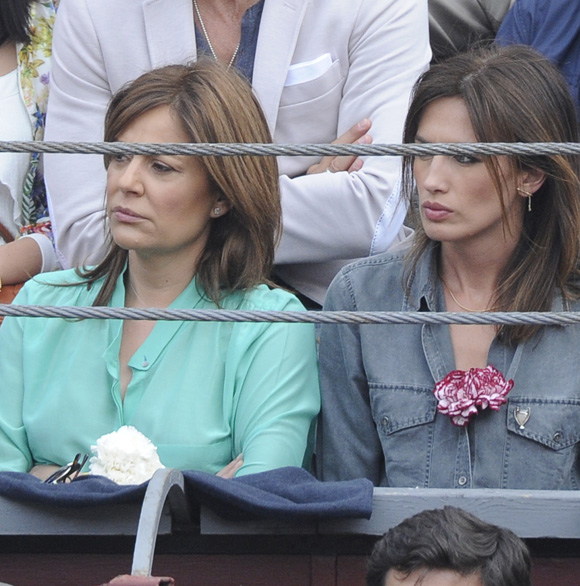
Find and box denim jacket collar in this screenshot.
[403,241,444,313]
[407,240,568,313]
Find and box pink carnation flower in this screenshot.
[433,365,513,426]
[472,365,514,411]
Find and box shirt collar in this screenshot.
[404,241,443,313]
[110,261,210,310]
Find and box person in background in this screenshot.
[0,0,59,299]
[428,0,515,62]
[317,45,580,489]
[0,61,320,480]
[496,0,580,117]
[43,0,430,308]
[366,507,531,586]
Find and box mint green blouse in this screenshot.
[0,268,320,476]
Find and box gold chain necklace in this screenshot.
[193,0,241,69]
[440,277,496,312]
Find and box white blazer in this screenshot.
[45,0,430,303]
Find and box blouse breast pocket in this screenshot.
[369,384,437,488]
[504,398,580,489]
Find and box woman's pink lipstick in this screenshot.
[422,201,452,222]
[111,206,145,223]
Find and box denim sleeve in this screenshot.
[316,271,383,484]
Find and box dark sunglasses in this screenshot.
[44,453,89,484]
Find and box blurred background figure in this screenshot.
[0,0,59,301]
[496,0,580,117]
[428,0,515,62]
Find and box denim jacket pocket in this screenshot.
[369,384,437,487]
[504,398,580,489]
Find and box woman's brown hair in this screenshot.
[79,60,281,306]
[402,44,580,344]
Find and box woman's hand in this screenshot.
[306,119,372,175]
[216,454,243,478]
[29,464,61,481]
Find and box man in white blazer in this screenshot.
[45,0,430,305]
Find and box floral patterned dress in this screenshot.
[15,0,57,243]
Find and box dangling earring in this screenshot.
[213,207,221,216]
[517,187,533,212]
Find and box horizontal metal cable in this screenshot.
[2,138,579,324]
[2,304,580,325]
[1,141,580,157]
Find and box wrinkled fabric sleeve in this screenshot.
[44,0,110,268]
[22,233,59,272]
[275,0,430,265]
[429,0,514,61]
[0,287,34,472]
[229,297,321,477]
[316,272,383,484]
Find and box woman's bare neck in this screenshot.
[125,253,198,308]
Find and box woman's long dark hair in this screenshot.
[0,0,34,45]
[402,45,580,344]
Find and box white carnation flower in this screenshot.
[89,425,165,485]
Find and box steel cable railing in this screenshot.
[2,139,579,324]
[2,305,580,326]
[1,140,580,157]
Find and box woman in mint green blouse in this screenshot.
[0,61,320,480]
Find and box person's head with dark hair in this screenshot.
[402,44,580,345]
[81,59,281,306]
[366,507,531,586]
[0,0,34,45]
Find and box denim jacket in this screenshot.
[317,243,580,489]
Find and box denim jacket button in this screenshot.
[381,416,389,426]
[458,475,467,486]
[553,432,563,443]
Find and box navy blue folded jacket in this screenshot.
[0,467,373,520]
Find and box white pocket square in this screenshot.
[284,53,333,87]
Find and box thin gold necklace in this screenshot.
[440,277,496,312]
[193,0,241,69]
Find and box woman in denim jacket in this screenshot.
[317,45,580,489]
